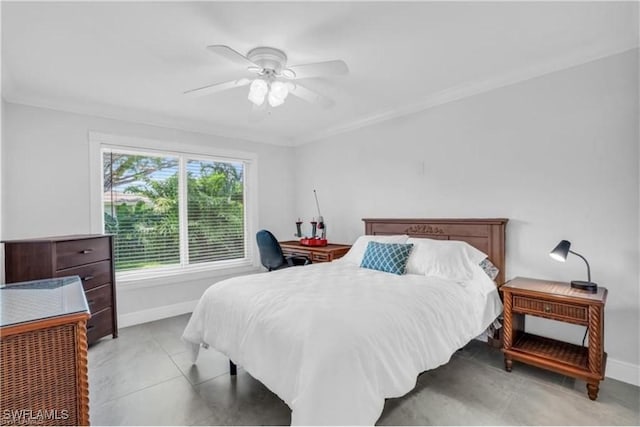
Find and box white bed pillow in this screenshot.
[405,237,488,282]
[340,234,409,266]
[467,261,501,296]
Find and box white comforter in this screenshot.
[182,261,502,425]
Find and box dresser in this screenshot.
[1,276,91,426]
[501,277,607,400]
[3,235,117,345]
[279,241,351,263]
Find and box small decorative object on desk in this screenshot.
[300,237,328,247]
[295,189,329,247]
[295,218,303,239]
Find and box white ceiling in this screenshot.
[2,2,638,146]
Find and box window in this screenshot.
[99,142,253,276]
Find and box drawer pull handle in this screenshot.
[82,275,95,281]
[544,305,552,313]
[87,300,95,305]
[87,325,95,331]
[80,249,94,254]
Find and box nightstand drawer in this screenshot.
[513,295,588,324]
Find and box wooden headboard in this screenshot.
[363,218,508,285]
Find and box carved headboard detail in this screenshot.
[363,218,508,285]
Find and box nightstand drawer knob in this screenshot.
[544,305,552,312]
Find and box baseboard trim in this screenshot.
[118,299,199,328]
[606,357,640,386]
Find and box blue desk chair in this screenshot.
[256,230,311,271]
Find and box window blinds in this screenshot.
[103,150,246,272]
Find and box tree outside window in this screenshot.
[103,150,245,272]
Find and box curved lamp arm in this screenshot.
[569,249,591,282]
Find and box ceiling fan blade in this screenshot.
[289,83,335,109]
[207,45,258,68]
[287,60,349,79]
[184,78,251,98]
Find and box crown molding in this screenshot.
[3,43,637,148]
[1,92,297,148]
[295,43,639,145]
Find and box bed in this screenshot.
[182,218,508,425]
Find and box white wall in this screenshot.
[1,102,295,321]
[1,50,638,384]
[294,50,640,384]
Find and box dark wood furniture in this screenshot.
[363,218,508,285]
[3,234,117,345]
[1,276,91,426]
[501,277,607,400]
[279,240,351,263]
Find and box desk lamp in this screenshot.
[549,240,598,293]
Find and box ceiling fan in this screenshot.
[184,45,348,109]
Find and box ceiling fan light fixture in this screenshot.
[268,81,289,107]
[248,78,268,106]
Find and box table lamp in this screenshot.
[549,240,598,293]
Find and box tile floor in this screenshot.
[88,314,640,425]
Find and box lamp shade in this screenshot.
[268,81,289,107]
[549,239,597,293]
[248,79,268,106]
[549,240,571,262]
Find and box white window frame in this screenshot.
[89,132,259,283]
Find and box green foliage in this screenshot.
[104,154,244,271]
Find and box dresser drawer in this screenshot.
[85,283,113,314]
[513,295,588,324]
[55,260,112,291]
[56,237,110,269]
[87,307,113,344]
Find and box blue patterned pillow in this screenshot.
[360,242,414,275]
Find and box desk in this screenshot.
[279,241,351,263]
[1,276,91,426]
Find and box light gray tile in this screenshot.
[144,313,194,356]
[91,376,216,426]
[89,330,183,406]
[171,347,230,385]
[503,375,639,426]
[455,338,488,360]
[87,314,639,426]
[195,370,291,426]
[562,376,640,414]
[89,322,154,365]
[379,356,517,425]
[502,359,567,387]
[466,339,507,371]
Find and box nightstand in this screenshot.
[501,277,607,400]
